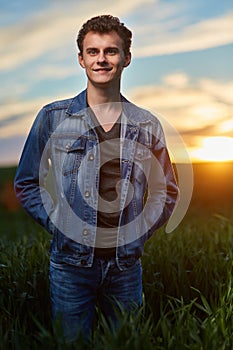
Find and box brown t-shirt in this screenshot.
[89,110,121,257]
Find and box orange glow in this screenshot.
[191,136,233,162]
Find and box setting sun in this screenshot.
[191,136,233,162]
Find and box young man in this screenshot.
[14,15,179,342]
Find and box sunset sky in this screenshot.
[0,0,233,165]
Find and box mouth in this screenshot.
[93,67,112,72]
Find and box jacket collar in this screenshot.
[65,90,88,116]
[65,89,152,126]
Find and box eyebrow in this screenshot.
[85,46,120,51]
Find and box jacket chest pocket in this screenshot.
[51,135,87,177]
[134,144,151,162]
[133,144,152,184]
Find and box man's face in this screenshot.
[78,30,131,88]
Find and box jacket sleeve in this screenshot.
[14,107,55,234]
[143,119,179,236]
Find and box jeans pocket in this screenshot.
[50,258,67,271]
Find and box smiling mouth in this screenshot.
[93,67,112,72]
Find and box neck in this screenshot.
[86,83,122,132]
[86,82,121,107]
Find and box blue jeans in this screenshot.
[49,257,143,342]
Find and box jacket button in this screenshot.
[84,191,90,198]
[137,151,143,159]
[83,229,88,235]
[66,143,71,152]
[89,154,94,161]
[81,260,87,266]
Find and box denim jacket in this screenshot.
[14,90,179,270]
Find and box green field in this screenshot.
[0,164,233,349]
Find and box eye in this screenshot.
[87,48,98,56]
[106,48,118,55]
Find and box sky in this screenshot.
[0,0,233,165]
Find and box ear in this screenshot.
[123,52,131,68]
[78,53,85,68]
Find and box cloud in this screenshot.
[128,73,233,162]
[134,12,233,57]
[1,1,233,165]
[217,119,233,134]
[0,98,46,138]
[1,73,232,165]
[0,12,81,71]
[128,74,233,148]
[1,2,233,74]
[163,73,189,88]
[0,0,155,72]
[3,73,231,140]
[29,64,81,81]
[200,78,233,105]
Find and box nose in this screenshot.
[97,50,107,64]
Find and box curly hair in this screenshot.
[77,15,132,56]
